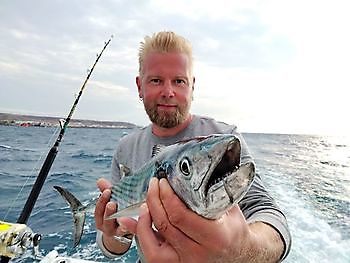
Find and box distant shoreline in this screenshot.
[0,113,138,129]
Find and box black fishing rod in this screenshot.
[1,36,113,263]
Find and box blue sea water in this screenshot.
[0,125,349,262]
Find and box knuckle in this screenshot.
[154,219,169,233]
[94,203,101,215]
[104,220,118,235]
[168,212,182,226]
[94,211,103,225]
[95,198,104,211]
[94,205,105,219]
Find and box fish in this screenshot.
[54,134,255,247]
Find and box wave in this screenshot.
[0,144,11,149]
[0,144,36,152]
[320,160,349,168]
[71,152,112,159]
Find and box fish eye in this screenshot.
[180,157,191,177]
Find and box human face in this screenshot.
[137,52,194,128]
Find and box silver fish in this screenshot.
[54,134,255,247]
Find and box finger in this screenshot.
[159,178,236,246]
[146,178,169,232]
[94,189,111,229]
[147,178,200,252]
[103,201,119,236]
[137,203,177,261]
[136,203,159,246]
[117,217,138,235]
[97,178,112,192]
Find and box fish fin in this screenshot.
[151,144,166,157]
[53,185,85,247]
[72,209,85,247]
[119,164,131,178]
[105,201,145,220]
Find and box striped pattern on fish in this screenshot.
[54,134,255,247]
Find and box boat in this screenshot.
[39,250,101,263]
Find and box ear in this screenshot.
[136,76,142,98]
[191,77,195,101]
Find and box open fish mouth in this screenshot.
[204,138,241,197]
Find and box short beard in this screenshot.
[145,103,189,128]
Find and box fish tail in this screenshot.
[53,185,85,247]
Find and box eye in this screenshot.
[179,157,191,177]
[175,79,186,85]
[150,78,161,84]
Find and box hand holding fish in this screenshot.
[55,135,255,250]
[136,178,283,263]
[94,178,136,254]
[55,134,282,261]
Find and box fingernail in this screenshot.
[106,202,115,210]
[139,203,149,216]
[102,189,111,198]
[159,178,170,190]
[159,177,166,186]
[149,177,158,187]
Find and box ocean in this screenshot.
[0,125,349,262]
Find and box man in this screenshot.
[94,31,291,262]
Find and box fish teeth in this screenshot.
[207,172,230,190]
[207,165,239,191]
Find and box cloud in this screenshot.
[0,0,349,135]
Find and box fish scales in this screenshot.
[111,165,156,210]
[54,134,255,247]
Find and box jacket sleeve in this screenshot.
[239,172,292,261]
[95,146,123,258]
[237,134,292,261]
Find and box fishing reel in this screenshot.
[0,221,41,259]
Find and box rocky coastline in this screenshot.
[0,113,138,129]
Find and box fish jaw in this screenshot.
[203,162,255,219]
[167,134,255,219]
[196,135,255,219]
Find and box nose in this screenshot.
[161,80,175,98]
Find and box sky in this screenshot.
[1,0,349,136]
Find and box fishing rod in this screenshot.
[0,36,113,263]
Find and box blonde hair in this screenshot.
[138,31,193,76]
